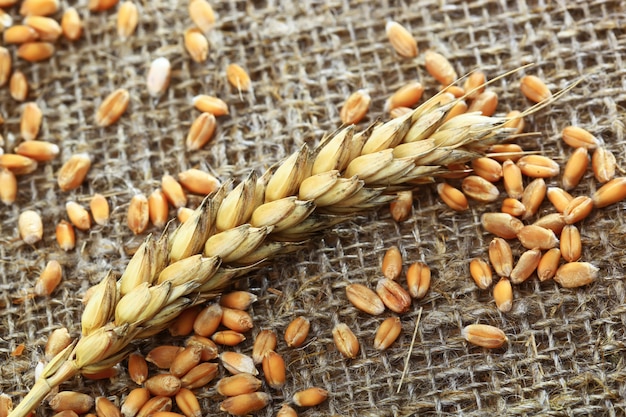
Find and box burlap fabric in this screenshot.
[2,0,626,416]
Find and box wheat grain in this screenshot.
[117,2,139,40]
[17,41,54,62]
[4,25,39,44]
[591,147,616,183]
[562,147,588,190]
[18,209,43,244]
[61,8,82,41]
[96,89,130,127]
[520,178,546,220]
[24,16,61,41]
[469,258,493,289]
[174,389,201,417]
[0,168,17,204]
[9,71,28,101]
[345,283,385,315]
[284,316,310,348]
[562,196,593,224]
[562,126,599,149]
[373,316,402,351]
[0,47,11,87]
[20,0,59,16]
[493,277,512,312]
[20,102,43,141]
[385,21,417,58]
[560,224,582,262]
[216,373,262,397]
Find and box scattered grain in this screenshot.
[49,392,94,414]
[537,248,561,281]
[61,8,82,41]
[546,186,573,213]
[90,193,110,225]
[345,283,385,315]
[292,387,328,407]
[562,126,600,149]
[520,75,551,103]
[385,21,417,58]
[493,277,512,312]
[96,88,130,127]
[219,351,257,375]
[385,81,424,111]
[0,153,37,175]
[18,209,43,244]
[592,177,626,208]
[219,393,269,416]
[17,42,55,62]
[481,212,524,240]
[20,102,43,141]
[592,147,616,183]
[284,316,310,348]
[66,201,91,231]
[0,168,17,204]
[20,0,60,16]
[15,140,59,161]
[184,28,208,63]
[226,63,251,92]
[437,182,469,211]
[88,0,119,12]
[174,389,201,417]
[145,374,181,397]
[34,259,62,296]
[189,0,215,33]
[562,196,593,224]
[117,1,139,40]
[424,50,457,85]
[469,258,492,289]
[127,194,149,235]
[501,198,526,217]
[562,147,588,190]
[471,157,502,182]
[517,225,559,250]
[180,362,218,389]
[128,353,148,385]
[24,16,61,41]
[521,178,546,220]
[0,47,11,87]
[554,262,598,288]
[148,189,169,229]
[186,112,216,151]
[340,89,371,125]
[216,373,262,397]
[406,261,430,299]
[509,248,541,284]
[461,175,500,202]
[262,350,286,389]
[488,237,513,277]
[373,316,402,351]
[193,303,222,337]
[10,71,28,101]
[4,25,39,44]
[461,324,508,348]
[376,277,411,313]
[192,95,228,116]
[463,70,486,100]
[517,155,560,178]
[467,90,498,116]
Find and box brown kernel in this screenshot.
[184,28,208,63]
[562,147,588,191]
[117,1,139,40]
[128,353,148,385]
[226,63,251,92]
[463,70,486,99]
[276,404,298,417]
[96,88,130,127]
[382,245,402,280]
[161,175,187,208]
[211,330,246,346]
[216,373,263,397]
[517,155,560,178]
[461,175,500,202]
[4,25,39,44]
[462,324,508,348]
[554,262,598,288]
[284,316,310,348]
[340,89,371,125]
[89,0,120,12]
[467,90,498,116]
[34,259,62,296]
[425,50,457,85]
[180,362,218,389]
[20,101,43,141]
[520,75,551,103]
[385,81,424,111]
[373,316,402,350]
[437,182,469,211]
[95,397,121,417]
[49,392,94,414]
[0,395,11,417]
[221,307,253,333]
[17,41,55,62]
[45,327,71,361]
[262,350,286,389]
[385,21,417,58]
[292,387,329,407]
[145,374,181,397]
[0,47,10,87]
[135,396,171,417]
[533,213,566,235]
[562,126,600,149]
[220,291,257,310]
[389,190,412,222]
[493,278,513,312]
[219,393,269,416]
[185,335,218,361]
[178,169,220,195]
[509,249,541,284]
[169,306,202,337]
[90,193,110,225]
[219,351,257,375]
[517,225,559,250]
[406,261,430,299]
[489,144,524,162]
[145,345,184,369]
[501,198,526,217]
[471,157,502,182]
[21,0,59,16]
[592,147,616,184]
[560,224,582,262]
[332,323,359,359]
[537,248,561,281]
[389,106,412,119]
[0,168,17,204]
[252,329,277,364]
[592,177,626,208]
[376,277,411,313]
[186,113,216,151]
[546,186,574,213]
[469,258,492,289]
[488,237,513,277]
[481,212,524,240]
[148,189,168,229]
[121,388,150,417]
[61,8,82,41]
[345,283,385,315]
[10,71,28,101]
[192,95,228,116]
[174,389,201,417]
[521,178,546,220]
[0,153,38,175]
[15,140,59,162]
[127,194,149,235]
[24,16,61,41]
[189,0,215,33]
[562,196,593,224]
[503,110,525,134]
[193,303,222,337]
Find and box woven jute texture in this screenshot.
[2,0,626,416]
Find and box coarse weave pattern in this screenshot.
[2,1,626,416]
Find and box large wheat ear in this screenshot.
[9,75,574,417]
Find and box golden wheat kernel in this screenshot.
[592,177,626,208]
[34,259,62,296]
[88,0,119,11]
[24,16,61,41]
[560,224,582,263]
[262,350,286,389]
[520,75,551,103]
[177,168,219,195]
[17,41,55,62]
[117,1,139,40]
[293,387,329,407]
[517,155,560,178]
[49,392,94,414]
[462,324,508,349]
[389,190,413,222]
[437,182,469,211]
[174,389,201,417]
[57,153,91,192]
[424,50,457,85]
[592,147,616,183]
[89,193,109,226]
[276,404,298,417]
[212,330,246,346]
[0,168,17,205]
[532,213,566,235]
[135,396,172,417]
[493,277,513,312]
[145,374,181,397]
[96,88,130,127]
[382,245,402,280]
[562,126,600,149]
[502,110,525,134]
[121,388,150,417]
[252,329,277,364]
[10,71,28,101]
[44,328,72,363]
[510,248,541,284]
[376,277,411,314]
[220,291,257,310]
[470,258,493,290]
[467,90,498,116]
[151,411,185,417]
[192,94,228,116]
[345,283,385,315]
[160,174,187,208]
[126,352,148,385]
[220,351,257,375]
[546,186,573,213]
[554,262,598,288]
[0,395,12,417]
[517,225,559,250]
[127,194,149,234]
[65,201,90,231]
[340,89,371,125]
[471,157,502,182]
[521,178,546,220]
[216,373,263,397]
[332,322,359,359]
[385,81,424,111]
[481,212,524,240]
[462,70,486,99]
[489,144,524,162]
[169,346,202,378]
[488,237,513,277]
[148,189,168,229]
[389,106,413,119]
[442,99,468,123]
[373,316,402,351]
[221,307,254,333]
[284,316,310,348]
[189,0,215,33]
[226,63,251,92]
[461,175,500,202]
[193,303,222,337]
[185,335,217,362]
[15,140,59,162]
[406,261,431,299]
[20,101,43,141]
[3,25,39,44]
[0,153,38,175]
[562,147,589,191]
[18,209,42,244]
[219,392,269,416]
[61,8,82,41]
[181,362,219,389]
[385,21,417,58]
[20,0,59,15]
[562,195,593,225]
[501,198,526,217]
[0,47,11,87]
[96,397,121,417]
[168,306,202,337]
[537,248,561,281]
[177,207,193,223]
[441,84,465,98]
[186,112,216,151]
[184,28,208,63]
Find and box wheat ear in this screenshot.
[9,79,567,417]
